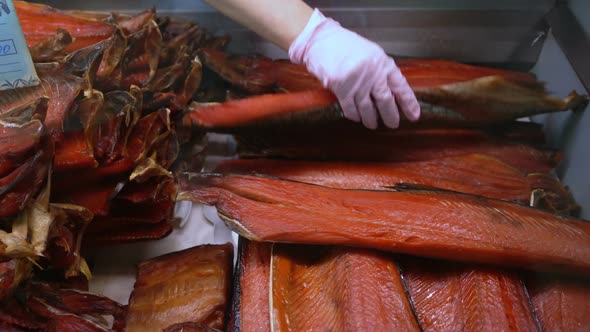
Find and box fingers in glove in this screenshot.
[388,69,421,122]
[371,84,400,129]
[354,93,379,129]
[338,94,361,123]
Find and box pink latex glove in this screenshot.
[289,9,420,129]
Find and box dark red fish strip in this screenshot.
[235,126,560,174]
[53,131,98,172]
[179,173,590,276]
[86,217,173,245]
[53,180,122,216]
[52,158,134,190]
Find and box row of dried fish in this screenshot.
[175,153,588,331]
[169,43,589,331]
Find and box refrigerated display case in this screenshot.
[5,0,590,328]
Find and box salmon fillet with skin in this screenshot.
[214,154,574,209]
[177,173,590,276]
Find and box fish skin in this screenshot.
[0,140,52,218]
[401,259,540,332]
[124,243,234,332]
[214,154,573,209]
[178,173,590,276]
[231,239,272,332]
[271,243,421,332]
[526,275,590,332]
[0,120,43,159]
[0,67,84,141]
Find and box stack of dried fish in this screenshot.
[0,2,229,328]
[177,44,590,331]
[7,2,230,248]
[0,280,126,331]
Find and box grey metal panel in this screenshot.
[36,0,557,11]
[546,3,590,92]
[531,32,589,219]
[36,1,551,69]
[570,0,590,36]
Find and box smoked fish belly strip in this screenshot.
[231,239,272,332]
[526,275,590,331]
[178,173,590,276]
[125,244,234,332]
[271,243,420,331]
[400,259,540,332]
[214,154,571,207]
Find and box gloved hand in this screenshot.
[289,9,420,129]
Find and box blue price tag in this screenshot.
[0,0,39,91]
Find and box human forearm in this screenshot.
[201,0,313,50]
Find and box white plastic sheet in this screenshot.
[88,202,236,304]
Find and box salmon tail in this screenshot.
[564,90,589,113]
[175,172,223,205]
[526,173,580,215]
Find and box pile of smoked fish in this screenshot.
[1,1,589,331]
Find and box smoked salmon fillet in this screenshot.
[178,173,590,276]
[125,244,234,332]
[271,243,420,331]
[214,154,576,212]
[400,258,541,331]
[526,274,590,331]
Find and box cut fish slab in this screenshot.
[125,243,234,332]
